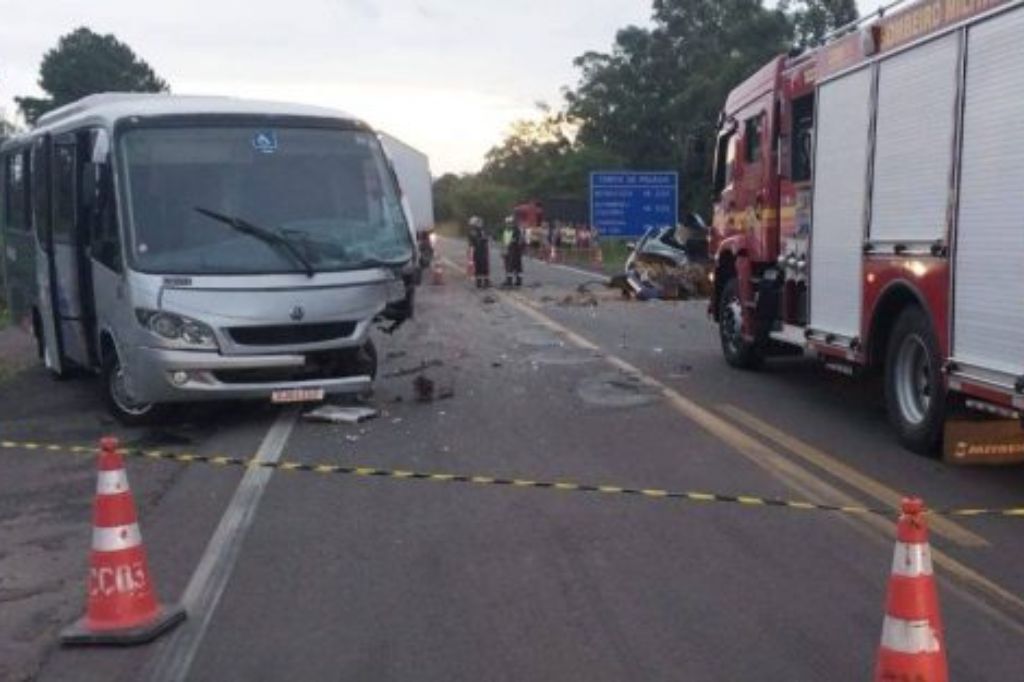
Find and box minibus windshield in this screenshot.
[118,125,414,275]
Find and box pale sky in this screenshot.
[0,0,883,175]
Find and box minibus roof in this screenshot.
[4,93,365,147]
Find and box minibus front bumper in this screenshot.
[128,346,373,403]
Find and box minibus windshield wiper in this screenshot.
[350,257,411,270]
[194,207,315,278]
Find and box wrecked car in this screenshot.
[616,214,712,300]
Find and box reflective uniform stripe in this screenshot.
[891,542,933,577]
[880,616,941,654]
[96,469,130,496]
[93,523,143,552]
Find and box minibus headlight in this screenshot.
[136,309,217,348]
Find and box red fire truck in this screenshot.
[710,0,1024,455]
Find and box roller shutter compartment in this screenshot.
[810,67,873,340]
[871,33,959,245]
[954,7,1024,379]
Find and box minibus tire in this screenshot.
[884,306,945,456]
[101,350,168,426]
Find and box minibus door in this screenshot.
[31,134,66,375]
[51,132,96,367]
[36,132,95,371]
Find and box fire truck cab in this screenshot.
[710,0,1024,455]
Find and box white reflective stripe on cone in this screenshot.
[880,616,941,654]
[96,469,130,496]
[891,542,934,578]
[93,523,143,552]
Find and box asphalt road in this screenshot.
[2,237,1023,680]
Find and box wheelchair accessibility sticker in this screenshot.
[253,131,278,154]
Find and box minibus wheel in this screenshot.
[101,348,167,426]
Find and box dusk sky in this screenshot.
[1,0,885,174]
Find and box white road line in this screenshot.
[143,407,299,682]
[531,258,603,280]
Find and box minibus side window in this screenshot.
[3,152,29,233]
[89,158,121,272]
[32,141,49,250]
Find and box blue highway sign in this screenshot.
[590,171,678,238]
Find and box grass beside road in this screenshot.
[542,240,631,277]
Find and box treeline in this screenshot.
[435,0,858,229]
[2,26,167,135]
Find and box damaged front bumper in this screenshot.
[127,346,372,404]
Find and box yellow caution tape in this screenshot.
[2,439,1023,518]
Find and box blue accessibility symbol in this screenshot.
[252,131,278,154]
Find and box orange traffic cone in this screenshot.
[61,437,185,645]
[874,498,947,682]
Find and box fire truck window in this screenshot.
[792,95,815,183]
[713,131,736,197]
[744,114,764,163]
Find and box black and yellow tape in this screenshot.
[3,439,1023,519]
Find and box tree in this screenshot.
[782,0,859,47]
[480,110,625,202]
[566,0,792,213]
[433,174,519,234]
[16,27,168,124]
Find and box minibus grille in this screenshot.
[212,348,369,384]
[227,321,357,346]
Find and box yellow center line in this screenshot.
[496,288,1024,629]
[718,404,989,549]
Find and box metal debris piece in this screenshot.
[303,405,379,424]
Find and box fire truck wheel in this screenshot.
[885,306,945,456]
[718,278,763,370]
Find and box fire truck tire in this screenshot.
[884,306,945,456]
[718,278,763,370]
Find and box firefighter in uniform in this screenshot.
[502,216,525,288]
[468,216,491,288]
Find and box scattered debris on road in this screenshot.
[413,375,455,403]
[577,371,660,408]
[383,359,445,379]
[303,405,379,424]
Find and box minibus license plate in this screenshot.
[271,388,325,404]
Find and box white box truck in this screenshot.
[379,133,435,270]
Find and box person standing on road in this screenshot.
[502,216,524,288]
[468,216,491,289]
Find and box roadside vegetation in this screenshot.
[434,0,858,226]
